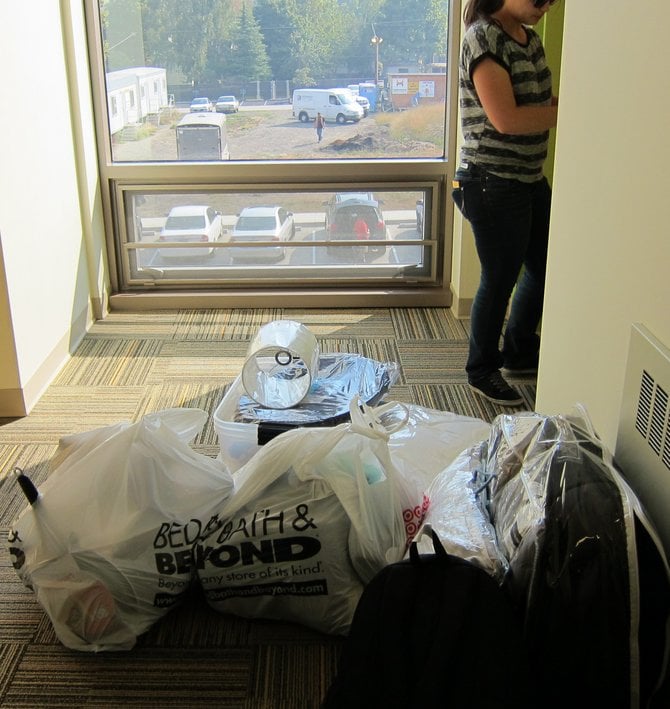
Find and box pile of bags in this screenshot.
[7,397,491,649]
[8,392,670,707]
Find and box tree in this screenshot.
[284,0,349,84]
[101,0,147,71]
[137,0,238,84]
[254,0,299,80]
[226,4,272,83]
[376,0,449,66]
[337,0,386,76]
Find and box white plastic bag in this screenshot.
[385,403,491,491]
[195,398,424,635]
[8,408,234,652]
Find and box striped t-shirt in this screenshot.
[458,21,553,182]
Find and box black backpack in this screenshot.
[323,528,534,709]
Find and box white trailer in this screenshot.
[106,67,168,135]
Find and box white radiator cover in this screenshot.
[616,323,670,557]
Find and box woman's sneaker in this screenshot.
[468,371,523,406]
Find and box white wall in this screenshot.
[0,2,99,415]
[536,1,670,450]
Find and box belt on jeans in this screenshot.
[452,162,484,188]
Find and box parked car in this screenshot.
[189,97,214,112]
[347,85,371,116]
[323,192,377,229]
[416,199,424,233]
[230,205,296,261]
[215,95,240,113]
[355,94,371,116]
[325,197,388,257]
[158,205,223,258]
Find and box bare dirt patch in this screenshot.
[112,108,439,162]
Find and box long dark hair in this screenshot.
[463,0,505,27]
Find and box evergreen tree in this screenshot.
[226,4,272,83]
[254,0,299,81]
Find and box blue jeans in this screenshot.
[452,165,552,381]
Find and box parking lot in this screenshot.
[134,209,424,273]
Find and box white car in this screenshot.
[215,95,240,113]
[189,97,214,112]
[230,206,296,261]
[354,95,370,116]
[345,86,370,116]
[158,205,223,258]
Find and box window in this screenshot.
[87,0,457,306]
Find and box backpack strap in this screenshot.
[409,524,448,564]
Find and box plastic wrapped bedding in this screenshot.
[484,412,546,497]
[483,407,667,709]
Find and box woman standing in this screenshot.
[453,0,559,405]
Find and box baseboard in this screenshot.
[0,305,92,418]
[450,289,473,319]
[0,387,28,417]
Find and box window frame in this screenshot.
[84,0,463,310]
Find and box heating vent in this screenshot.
[616,324,670,559]
[634,370,670,470]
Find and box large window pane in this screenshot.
[120,188,436,287]
[90,0,456,303]
[100,0,449,162]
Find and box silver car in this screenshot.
[215,95,240,113]
[158,205,223,258]
[230,206,296,261]
[189,97,214,112]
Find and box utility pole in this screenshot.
[370,27,383,87]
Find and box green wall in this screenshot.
[537,3,565,184]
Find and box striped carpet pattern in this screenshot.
[0,307,535,707]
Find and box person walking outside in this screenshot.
[314,112,325,142]
[452,0,559,405]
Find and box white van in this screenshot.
[292,88,364,124]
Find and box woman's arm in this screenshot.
[472,57,558,134]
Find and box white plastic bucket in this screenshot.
[241,320,320,409]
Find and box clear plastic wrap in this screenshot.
[414,441,508,582]
[214,353,400,471]
[234,352,399,426]
[484,407,640,708]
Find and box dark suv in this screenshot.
[324,196,388,257]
